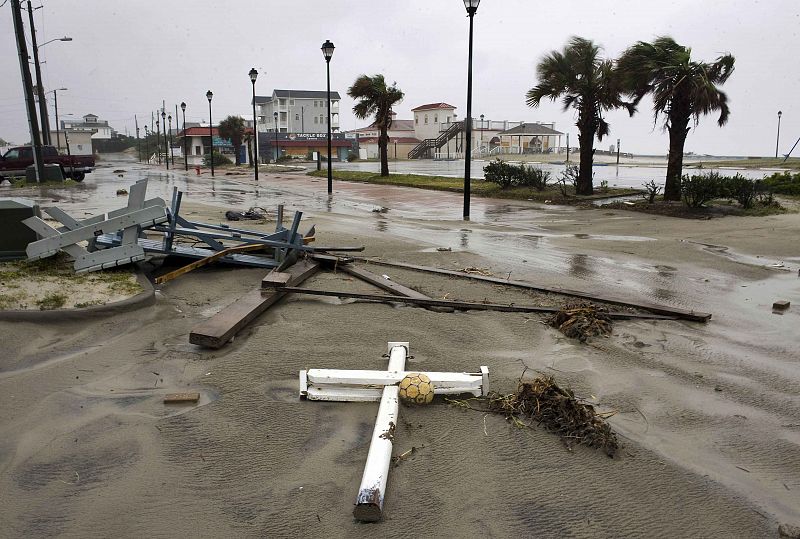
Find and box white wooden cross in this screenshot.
[299,341,489,522]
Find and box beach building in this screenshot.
[253,90,341,134]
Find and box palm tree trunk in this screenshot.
[665,121,689,201]
[379,127,389,177]
[577,128,594,195]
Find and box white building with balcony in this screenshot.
[253,89,340,134]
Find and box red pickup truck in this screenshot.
[0,145,95,182]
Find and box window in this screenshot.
[434,115,438,123]
[195,146,201,155]
[424,115,428,124]
[415,116,418,125]
[3,149,19,160]
[289,99,295,106]
[19,148,32,159]
[295,114,300,121]
[77,145,83,151]
[314,117,319,124]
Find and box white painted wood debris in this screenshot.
[299,341,489,522]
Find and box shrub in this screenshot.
[723,174,757,209]
[681,172,723,207]
[276,155,293,163]
[517,165,551,190]
[36,292,67,310]
[202,151,232,166]
[483,159,517,188]
[483,160,551,190]
[642,180,662,203]
[762,171,800,196]
[347,152,359,162]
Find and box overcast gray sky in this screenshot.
[2,0,798,156]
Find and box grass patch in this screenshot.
[74,299,104,308]
[36,292,67,310]
[308,169,640,203]
[687,157,800,170]
[605,198,790,219]
[0,293,22,309]
[8,178,79,188]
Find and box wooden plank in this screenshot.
[277,287,678,320]
[309,253,354,267]
[261,271,292,288]
[154,243,267,285]
[351,257,711,323]
[163,392,200,403]
[189,259,320,348]
[340,265,429,299]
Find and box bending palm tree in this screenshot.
[618,37,735,201]
[527,37,632,195]
[348,74,404,177]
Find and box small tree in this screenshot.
[348,74,404,177]
[218,116,246,165]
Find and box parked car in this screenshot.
[0,145,95,182]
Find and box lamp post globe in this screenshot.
[463,0,481,13]
[322,40,335,194]
[249,68,259,181]
[206,91,214,177]
[273,110,279,163]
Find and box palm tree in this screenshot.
[526,37,632,195]
[617,37,735,201]
[347,74,404,177]
[218,115,246,166]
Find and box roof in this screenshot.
[254,96,273,105]
[274,89,341,100]
[181,127,219,137]
[266,139,353,148]
[358,136,421,144]
[411,103,456,112]
[497,123,564,136]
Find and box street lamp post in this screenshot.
[155,117,161,165]
[144,126,150,163]
[47,87,67,150]
[181,102,187,171]
[161,110,169,170]
[776,111,783,159]
[273,111,279,163]
[207,90,214,177]
[322,39,335,194]
[462,0,480,220]
[479,114,484,156]
[168,114,175,167]
[249,68,259,182]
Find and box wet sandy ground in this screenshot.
[0,155,798,537]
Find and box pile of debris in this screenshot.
[548,302,613,342]
[450,375,619,457]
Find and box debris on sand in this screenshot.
[449,376,619,457]
[116,189,128,196]
[460,266,493,276]
[371,206,389,213]
[549,302,612,342]
[225,207,268,221]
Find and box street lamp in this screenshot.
[144,125,150,163]
[46,87,67,150]
[155,117,161,165]
[776,111,783,159]
[273,110,279,163]
[322,39,335,194]
[161,110,169,170]
[168,114,175,167]
[462,0,480,220]
[249,67,259,182]
[207,90,214,177]
[479,113,484,155]
[38,36,72,48]
[181,102,187,171]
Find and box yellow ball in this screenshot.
[398,373,434,405]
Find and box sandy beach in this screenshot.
[0,157,798,537]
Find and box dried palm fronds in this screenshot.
[549,302,612,342]
[448,376,618,457]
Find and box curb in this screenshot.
[0,271,156,322]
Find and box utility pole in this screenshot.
[135,114,140,162]
[566,133,570,163]
[11,0,44,181]
[27,0,51,146]
[616,138,620,165]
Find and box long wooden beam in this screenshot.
[189,259,320,348]
[349,257,711,322]
[276,287,677,320]
[154,243,267,285]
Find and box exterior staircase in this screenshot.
[408,121,463,159]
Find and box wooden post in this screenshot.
[353,342,407,522]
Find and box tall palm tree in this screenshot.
[347,74,404,177]
[618,37,735,201]
[526,37,632,195]
[218,115,246,166]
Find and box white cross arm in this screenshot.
[299,366,489,401]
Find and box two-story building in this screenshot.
[253,89,341,134]
[61,113,115,140]
[348,112,419,159]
